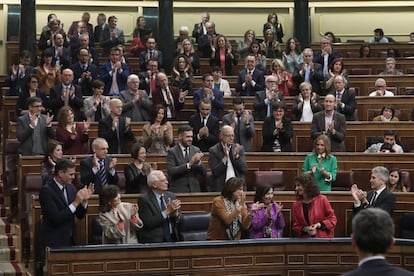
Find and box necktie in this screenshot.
[370,191,378,206]
[336,92,342,101]
[64,86,70,106]
[323,54,329,77]
[62,186,68,204]
[184,147,189,162]
[111,66,119,95]
[202,117,207,127]
[236,116,242,144]
[248,70,252,76]
[160,195,172,241]
[305,64,310,82]
[98,159,108,186]
[83,64,88,71]
[164,88,175,118]
[150,74,156,95]
[150,50,154,59]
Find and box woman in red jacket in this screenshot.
[292,174,337,238]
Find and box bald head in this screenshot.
[109,98,122,116]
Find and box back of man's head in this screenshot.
[352,208,394,254]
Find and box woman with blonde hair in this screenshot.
[210,34,237,76]
[270,58,294,96]
[261,29,282,60]
[238,29,256,58]
[179,38,200,75]
[263,13,284,43]
[302,134,337,191]
[292,82,322,121]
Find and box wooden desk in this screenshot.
[45,238,414,275]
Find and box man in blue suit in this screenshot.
[342,208,413,276]
[99,47,130,96]
[37,158,94,275]
[236,55,265,96]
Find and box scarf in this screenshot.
[223,198,242,240]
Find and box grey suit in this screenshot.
[167,145,206,192]
[119,90,152,122]
[138,190,182,243]
[208,143,248,192]
[222,112,256,152]
[17,113,56,155]
[83,96,111,122]
[311,111,347,152]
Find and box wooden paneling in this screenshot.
[45,238,414,275]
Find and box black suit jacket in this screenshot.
[48,83,84,121]
[37,180,87,261]
[331,89,356,121]
[236,68,265,96]
[151,86,184,120]
[189,113,220,152]
[311,111,347,152]
[353,188,396,216]
[80,156,119,194]
[341,258,414,276]
[292,63,324,95]
[70,62,98,96]
[253,89,286,121]
[138,190,183,243]
[98,115,136,154]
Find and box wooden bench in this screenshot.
[45,238,414,275]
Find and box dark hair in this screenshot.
[221,177,244,200]
[54,158,76,176]
[202,72,213,81]
[374,28,384,36]
[108,16,117,22]
[131,142,145,159]
[92,79,105,90]
[99,185,119,213]
[253,184,273,203]
[380,104,396,120]
[352,208,394,254]
[329,58,345,74]
[20,50,32,59]
[271,102,286,111]
[43,140,62,163]
[383,130,397,139]
[40,48,56,66]
[150,104,167,125]
[26,96,42,107]
[212,66,223,73]
[359,44,371,58]
[23,74,39,91]
[380,142,395,153]
[388,167,404,191]
[294,174,320,200]
[387,48,399,58]
[178,124,193,135]
[173,54,193,74]
[248,41,262,55]
[324,31,337,43]
[284,37,302,55]
[232,97,244,105]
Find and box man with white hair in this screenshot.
[379,57,404,76]
[292,48,324,95]
[138,170,183,242]
[119,74,152,121]
[369,78,395,96]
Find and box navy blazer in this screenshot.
[70,62,99,96]
[38,180,87,261]
[188,113,220,152]
[236,68,265,96]
[353,188,396,216]
[48,83,84,121]
[80,156,119,194]
[99,61,130,96]
[331,89,356,121]
[193,88,224,119]
[138,190,182,243]
[292,63,324,95]
[98,115,136,154]
[5,65,35,96]
[139,50,164,71]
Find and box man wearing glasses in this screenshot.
[17,96,55,155]
[369,78,395,96]
[254,75,285,120]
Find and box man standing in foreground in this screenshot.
[341,208,413,276]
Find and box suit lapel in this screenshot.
[51,181,67,205]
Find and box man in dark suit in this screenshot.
[313,36,341,81]
[100,15,125,56]
[167,125,206,193]
[49,33,72,69]
[331,75,356,121]
[48,68,84,121]
[351,166,396,216]
[99,47,130,96]
[5,50,35,96]
[253,75,285,120]
[192,12,210,43]
[98,98,135,154]
[71,34,99,66]
[138,59,159,98]
[292,48,324,95]
[193,73,224,119]
[197,21,217,58]
[222,97,255,152]
[94,13,107,44]
[341,208,413,276]
[17,97,55,155]
[311,94,347,152]
[80,138,119,194]
[70,48,98,96]
[138,170,183,243]
[152,72,187,120]
[208,125,248,192]
[189,98,220,152]
[139,37,164,71]
[37,158,93,275]
[236,55,265,96]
